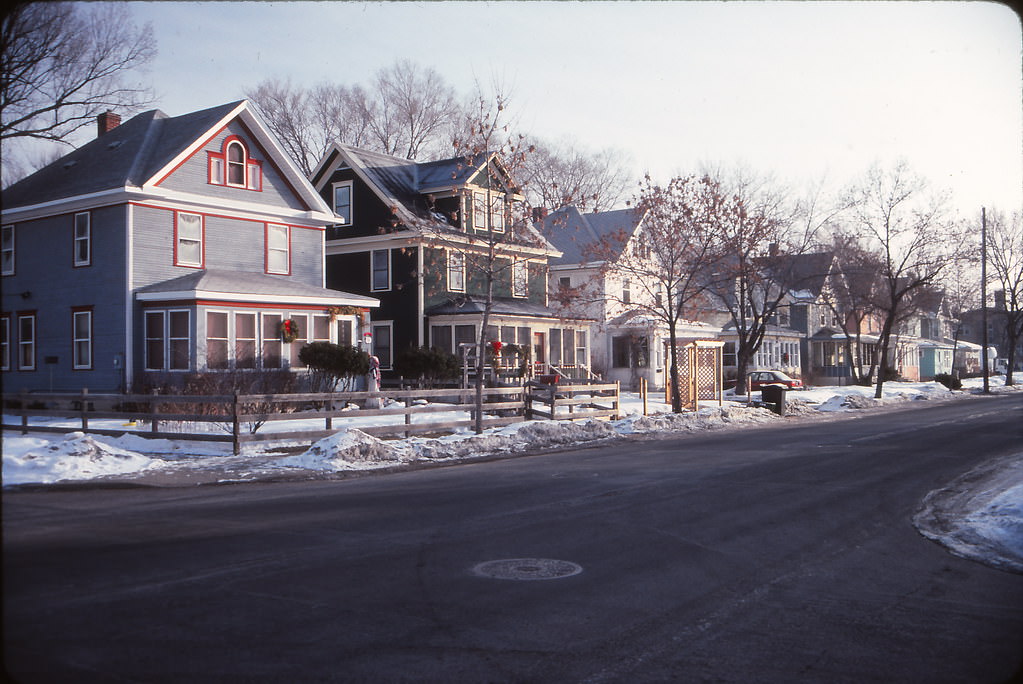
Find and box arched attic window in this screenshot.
[208,136,262,191]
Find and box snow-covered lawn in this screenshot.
[4,376,1021,571]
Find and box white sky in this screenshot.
[106,2,1023,215]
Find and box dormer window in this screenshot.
[490,196,505,232]
[208,136,262,190]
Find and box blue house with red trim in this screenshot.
[1,101,376,393]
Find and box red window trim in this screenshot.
[173,211,205,269]
[265,223,292,275]
[206,135,263,192]
[71,305,94,371]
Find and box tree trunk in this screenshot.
[874,317,897,399]
[666,318,682,413]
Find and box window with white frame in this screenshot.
[73,212,91,267]
[227,140,246,186]
[168,311,190,370]
[473,192,487,230]
[175,212,203,267]
[447,250,465,292]
[145,310,190,371]
[209,137,261,190]
[371,249,390,291]
[1,225,13,276]
[0,314,9,370]
[333,181,353,224]
[206,311,229,369]
[622,278,631,304]
[72,309,92,369]
[372,322,393,369]
[144,311,164,371]
[490,195,505,232]
[262,313,283,369]
[266,224,290,274]
[512,260,528,298]
[235,312,257,369]
[288,313,309,368]
[17,313,35,370]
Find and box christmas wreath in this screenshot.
[280,318,301,343]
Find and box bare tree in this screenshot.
[245,78,317,176]
[846,161,967,398]
[370,60,457,160]
[246,60,460,174]
[581,174,720,412]
[520,137,632,212]
[986,208,1023,385]
[821,229,885,385]
[1,2,155,145]
[702,168,821,395]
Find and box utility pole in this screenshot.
[981,207,990,394]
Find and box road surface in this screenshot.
[4,394,1022,682]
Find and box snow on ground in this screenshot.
[3,376,1021,571]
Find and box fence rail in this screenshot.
[2,382,619,454]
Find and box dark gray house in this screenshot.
[308,143,590,379]
[1,101,376,393]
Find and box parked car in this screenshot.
[747,370,803,390]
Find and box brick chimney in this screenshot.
[531,206,548,223]
[97,111,121,137]
[768,242,779,257]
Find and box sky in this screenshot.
[34,1,1023,216]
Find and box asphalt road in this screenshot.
[4,394,1023,683]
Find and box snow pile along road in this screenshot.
[914,453,1023,573]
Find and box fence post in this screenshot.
[641,377,648,416]
[150,389,159,434]
[615,381,621,420]
[20,389,28,434]
[230,392,239,455]
[326,391,333,430]
[404,396,412,439]
[232,391,241,455]
[80,387,89,432]
[548,384,556,420]
[523,382,531,420]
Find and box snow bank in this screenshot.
[914,453,1023,573]
[279,429,410,471]
[2,432,162,485]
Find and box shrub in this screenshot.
[934,373,962,390]
[298,342,370,391]
[394,346,459,387]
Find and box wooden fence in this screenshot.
[525,381,620,421]
[2,382,619,454]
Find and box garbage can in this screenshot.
[761,384,787,416]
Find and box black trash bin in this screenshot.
[761,384,787,416]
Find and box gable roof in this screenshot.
[538,205,646,265]
[2,101,333,222]
[311,143,557,254]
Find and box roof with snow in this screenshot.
[135,269,379,307]
[538,206,645,265]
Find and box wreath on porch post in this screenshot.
[280,318,301,343]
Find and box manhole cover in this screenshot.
[471,558,583,581]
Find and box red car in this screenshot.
[747,370,803,391]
